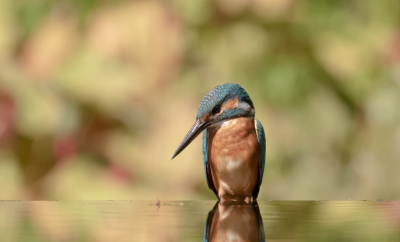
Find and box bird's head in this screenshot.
[172,83,254,159]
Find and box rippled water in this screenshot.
[1,200,400,241]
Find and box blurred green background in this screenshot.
[0,0,399,200]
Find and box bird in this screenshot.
[203,201,265,242]
[172,83,266,203]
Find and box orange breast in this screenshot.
[207,117,259,199]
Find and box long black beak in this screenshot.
[171,119,210,159]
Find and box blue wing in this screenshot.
[252,119,266,199]
[202,129,218,198]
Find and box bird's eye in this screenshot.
[211,105,221,115]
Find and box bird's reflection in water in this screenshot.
[204,201,265,242]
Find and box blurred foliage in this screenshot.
[0,0,399,200]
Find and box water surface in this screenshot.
[1,200,400,241]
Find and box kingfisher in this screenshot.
[172,83,266,203]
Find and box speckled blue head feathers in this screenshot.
[171,83,255,159]
[197,83,254,121]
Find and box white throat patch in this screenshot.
[209,119,232,129]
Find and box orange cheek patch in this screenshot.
[221,96,238,111]
[201,113,210,122]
